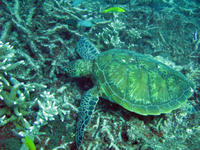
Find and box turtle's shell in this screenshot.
[93,49,194,115]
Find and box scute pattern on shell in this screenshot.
[93,49,194,115]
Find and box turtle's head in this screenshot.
[65,59,93,77]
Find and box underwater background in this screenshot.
[0,0,200,149]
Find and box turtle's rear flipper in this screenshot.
[75,87,99,149]
[185,96,200,114]
[189,90,200,113]
[189,99,200,113]
[192,104,200,113]
[186,104,200,114]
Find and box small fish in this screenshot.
[78,20,93,27]
[103,7,125,13]
[24,136,36,150]
[72,0,84,6]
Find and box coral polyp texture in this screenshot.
[0,0,200,150]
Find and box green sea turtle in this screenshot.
[65,37,195,149]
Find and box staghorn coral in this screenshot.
[0,41,47,149]
[0,41,44,129]
[17,83,81,150]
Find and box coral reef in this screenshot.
[0,41,36,127]
[0,0,199,149]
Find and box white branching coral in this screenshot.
[98,17,126,48]
[36,91,59,123]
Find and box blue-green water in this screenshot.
[0,0,199,149]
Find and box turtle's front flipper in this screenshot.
[76,36,100,60]
[75,87,99,149]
